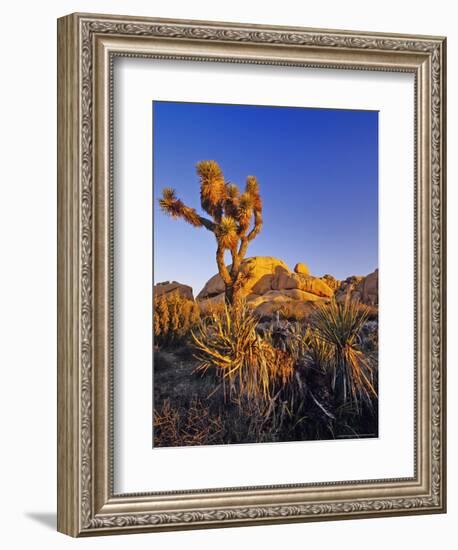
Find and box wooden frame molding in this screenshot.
[57,12,446,537]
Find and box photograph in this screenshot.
[153,101,379,447]
[54,11,446,538]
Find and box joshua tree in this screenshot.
[159,161,263,305]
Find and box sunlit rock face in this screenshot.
[335,269,378,306]
[154,281,194,301]
[294,262,310,276]
[196,256,378,319]
[196,256,333,319]
[196,256,289,300]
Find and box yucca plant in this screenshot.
[303,329,334,372]
[312,298,377,413]
[192,301,294,405]
[159,161,263,305]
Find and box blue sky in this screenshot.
[153,101,378,296]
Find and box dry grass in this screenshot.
[153,398,223,447]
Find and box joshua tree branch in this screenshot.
[237,209,261,264]
[247,209,263,242]
[197,216,216,232]
[238,237,249,263]
[159,188,216,232]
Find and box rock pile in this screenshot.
[154,281,194,301]
[197,256,335,319]
[155,258,378,320]
[335,269,378,306]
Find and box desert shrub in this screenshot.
[192,301,294,405]
[360,319,379,352]
[276,304,292,320]
[262,321,333,415]
[261,320,331,369]
[312,298,377,413]
[153,398,223,447]
[199,299,226,320]
[286,322,311,359]
[154,291,200,348]
[270,303,308,322]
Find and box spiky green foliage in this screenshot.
[159,187,203,227]
[197,160,226,221]
[304,330,333,371]
[312,298,377,413]
[224,183,240,218]
[245,175,262,212]
[216,216,238,250]
[226,183,239,199]
[237,192,253,232]
[159,160,263,305]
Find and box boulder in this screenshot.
[335,275,363,303]
[270,266,333,298]
[246,289,323,309]
[196,272,225,299]
[242,257,290,291]
[359,269,378,305]
[196,256,335,321]
[335,270,378,306]
[154,281,194,301]
[271,266,299,291]
[294,262,310,276]
[254,298,324,320]
[251,273,274,295]
[197,256,289,300]
[280,289,324,302]
[246,286,329,321]
[253,289,322,303]
[296,275,334,298]
[320,274,340,291]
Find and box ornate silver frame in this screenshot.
[57,13,446,536]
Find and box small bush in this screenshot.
[154,291,200,348]
[200,299,226,320]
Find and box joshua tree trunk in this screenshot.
[159,161,263,307]
[225,284,235,305]
[216,245,243,305]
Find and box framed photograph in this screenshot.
[57,13,446,536]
